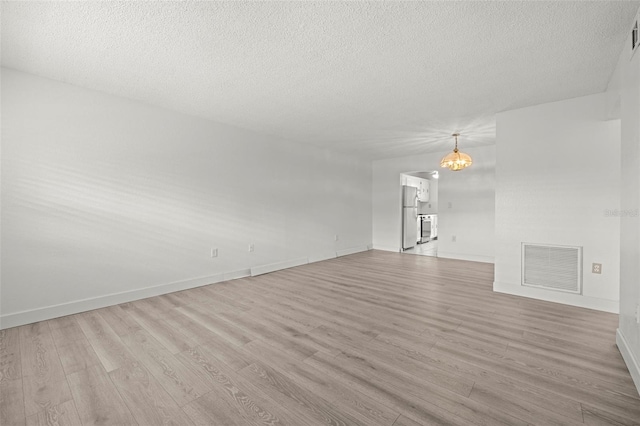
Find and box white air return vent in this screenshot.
[522,243,582,294]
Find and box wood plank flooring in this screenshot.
[1,250,638,425]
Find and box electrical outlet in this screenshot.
[448,202,452,209]
[636,304,640,324]
[248,243,254,252]
[211,248,218,258]
[452,235,457,242]
[334,234,339,241]
[592,263,602,274]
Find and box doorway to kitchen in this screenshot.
[400,171,439,257]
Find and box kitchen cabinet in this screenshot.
[417,179,430,202]
[402,175,429,202]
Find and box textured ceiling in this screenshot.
[2,1,638,159]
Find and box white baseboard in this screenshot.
[617,328,640,396]
[0,273,226,329]
[308,251,337,264]
[251,257,309,277]
[437,251,495,263]
[0,247,367,329]
[372,245,401,253]
[336,245,370,257]
[223,269,251,281]
[493,281,619,313]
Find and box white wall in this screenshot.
[0,69,372,328]
[494,93,621,313]
[610,16,640,395]
[372,146,495,262]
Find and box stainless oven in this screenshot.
[419,215,431,244]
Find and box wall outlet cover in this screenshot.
[592,263,602,274]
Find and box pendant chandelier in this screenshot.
[440,133,472,171]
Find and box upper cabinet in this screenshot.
[417,179,430,202]
[402,175,430,202]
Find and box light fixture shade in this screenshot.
[440,150,473,171]
[440,133,473,171]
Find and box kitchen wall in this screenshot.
[1,69,373,328]
[494,92,621,313]
[609,16,640,394]
[372,145,496,262]
[400,173,438,214]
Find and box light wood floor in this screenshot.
[1,250,639,426]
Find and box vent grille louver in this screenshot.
[522,243,582,294]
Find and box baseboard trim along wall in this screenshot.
[372,245,401,253]
[250,257,309,277]
[0,271,227,329]
[437,251,495,264]
[0,247,373,329]
[493,281,619,314]
[368,246,496,262]
[223,269,251,281]
[336,245,370,257]
[308,251,338,264]
[616,329,640,395]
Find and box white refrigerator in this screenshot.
[402,186,418,250]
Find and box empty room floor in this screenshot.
[1,250,638,425]
[404,240,438,257]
